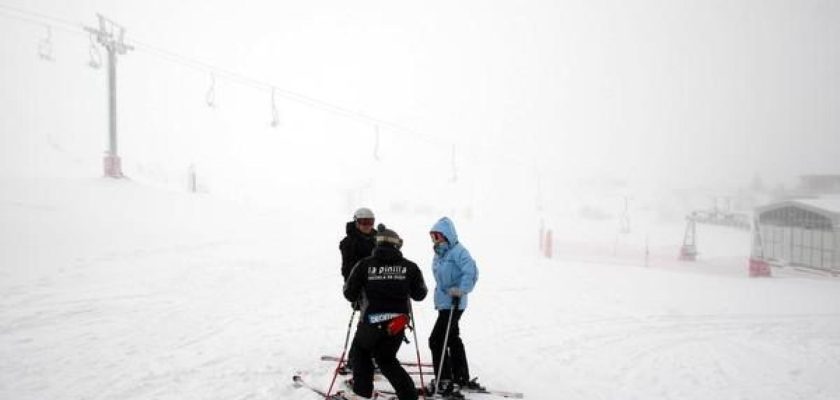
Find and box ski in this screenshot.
[321,354,434,368]
[458,387,524,399]
[292,374,397,400]
[333,366,434,376]
[373,385,524,399]
[338,368,434,376]
[292,374,331,398]
[316,357,521,398]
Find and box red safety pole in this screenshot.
[326,309,356,397]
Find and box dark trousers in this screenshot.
[349,322,418,400]
[428,309,469,383]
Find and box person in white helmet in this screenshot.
[340,207,378,280]
[337,207,379,375]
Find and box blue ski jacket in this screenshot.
[430,217,478,310]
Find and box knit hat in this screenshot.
[376,227,403,249]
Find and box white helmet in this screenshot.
[353,207,375,220]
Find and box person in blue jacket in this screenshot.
[427,217,483,395]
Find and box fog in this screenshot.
[3,3,840,399]
[1,0,838,219]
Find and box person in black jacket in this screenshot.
[339,207,377,281]
[337,208,378,375]
[340,227,428,400]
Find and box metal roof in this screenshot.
[755,197,840,227]
[794,197,840,214]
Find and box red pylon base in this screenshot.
[748,258,771,277]
[103,154,123,178]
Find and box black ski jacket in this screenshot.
[344,245,428,322]
[339,221,376,280]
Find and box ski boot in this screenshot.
[458,377,486,392]
[425,379,464,399]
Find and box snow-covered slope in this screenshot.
[2,175,840,400]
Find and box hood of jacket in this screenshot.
[430,217,459,245]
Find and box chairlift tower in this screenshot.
[679,213,698,261]
[85,14,133,178]
[619,196,631,234]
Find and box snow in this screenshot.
[3,173,840,400]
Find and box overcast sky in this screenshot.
[2,0,838,194]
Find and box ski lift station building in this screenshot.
[752,198,840,272]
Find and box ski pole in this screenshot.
[433,296,460,396]
[326,308,357,397]
[408,300,426,399]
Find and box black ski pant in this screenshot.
[349,322,418,400]
[428,309,469,384]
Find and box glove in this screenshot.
[448,287,463,298]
